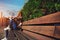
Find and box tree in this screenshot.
[21,0,60,21]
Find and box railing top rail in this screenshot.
[23,12,60,25]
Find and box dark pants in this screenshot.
[5,30,8,38]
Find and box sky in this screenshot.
[0,0,28,17]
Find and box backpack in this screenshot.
[10,19,17,30]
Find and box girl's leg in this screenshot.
[1,29,8,40]
[6,30,8,38]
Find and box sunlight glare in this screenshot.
[0,11,3,18]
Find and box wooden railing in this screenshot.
[22,12,60,40]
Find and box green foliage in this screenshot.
[21,0,60,21]
[55,3,60,11]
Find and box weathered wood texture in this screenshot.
[22,12,60,39]
[54,26,60,38]
[23,26,55,36]
[22,26,60,39]
[23,12,60,24]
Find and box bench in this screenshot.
[7,30,37,40]
[7,30,17,40]
[22,12,60,40]
[7,12,60,40]
[14,30,37,40]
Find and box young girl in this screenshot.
[1,25,10,40]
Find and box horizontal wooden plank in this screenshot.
[7,31,17,40]
[14,31,27,40]
[23,12,60,24]
[22,26,60,39]
[23,30,55,40]
[22,26,55,36]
